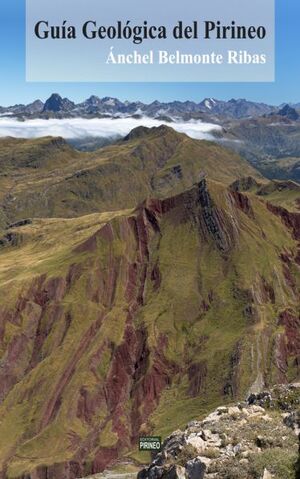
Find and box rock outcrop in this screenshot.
[197,178,233,252]
[138,385,300,479]
[43,93,75,113]
[277,105,299,121]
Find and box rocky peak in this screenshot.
[277,104,299,121]
[85,95,102,106]
[199,98,219,110]
[24,99,44,114]
[43,93,75,112]
[229,176,260,192]
[124,125,181,142]
[123,126,153,141]
[102,96,118,104]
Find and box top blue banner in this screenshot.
[26,0,275,82]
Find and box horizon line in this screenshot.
[1,92,297,108]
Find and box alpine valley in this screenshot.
[0,96,300,479]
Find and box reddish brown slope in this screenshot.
[0,179,299,478]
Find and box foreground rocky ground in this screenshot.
[137,385,300,479]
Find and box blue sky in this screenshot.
[0,0,299,106]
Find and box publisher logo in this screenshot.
[139,436,162,451]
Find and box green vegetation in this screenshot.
[0,126,260,226]
[249,449,298,479]
[0,126,299,477]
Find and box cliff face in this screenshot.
[0,179,300,478]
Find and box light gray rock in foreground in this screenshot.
[137,384,300,479]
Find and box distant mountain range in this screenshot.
[1,93,299,121]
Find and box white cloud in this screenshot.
[0,117,221,141]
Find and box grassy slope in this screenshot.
[0,126,261,228]
[260,188,300,211]
[258,156,300,183]
[0,210,133,476]
[221,117,300,185]
[235,177,300,212]
[139,181,298,436]
[0,179,299,477]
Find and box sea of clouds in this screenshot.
[0,117,221,141]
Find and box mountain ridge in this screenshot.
[0,120,300,479]
[0,125,262,229]
[0,176,300,478]
[2,93,299,120]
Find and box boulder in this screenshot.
[262,468,273,479]
[163,431,185,458]
[228,406,241,416]
[248,391,272,408]
[202,430,222,447]
[283,410,300,435]
[186,434,206,453]
[148,466,166,479]
[164,465,186,479]
[152,451,167,467]
[137,468,149,479]
[186,457,206,479]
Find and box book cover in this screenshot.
[0,1,299,478]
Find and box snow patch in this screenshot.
[103,98,116,106]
